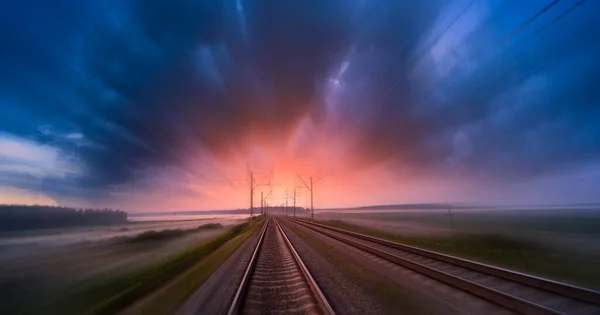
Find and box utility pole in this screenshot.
[248,170,274,220]
[261,191,264,215]
[297,174,314,221]
[446,204,454,228]
[249,171,254,223]
[261,192,271,216]
[310,176,314,221]
[293,188,296,218]
[282,192,294,217]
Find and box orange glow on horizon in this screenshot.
[109,110,530,213]
[106,117,474,212]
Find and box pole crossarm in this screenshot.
[296,173,315,221]
[296,173,311,191]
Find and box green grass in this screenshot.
[43,219,261,315]
[318,220,600,290]
[283,222,451,314]
[123,227,257,314]
[320,209,600,235]
[115,223,224,244]
[197,223,224,230]
[126,228,189,243]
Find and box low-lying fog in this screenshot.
[311,207,600,256]
[0,215,249,314]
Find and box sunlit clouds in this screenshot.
[1,0,599,211]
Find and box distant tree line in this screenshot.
[0,205,128,231]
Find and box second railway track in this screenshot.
[289,217,600,315]
[228,217,334,315]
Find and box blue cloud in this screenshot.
[0,0,599,203]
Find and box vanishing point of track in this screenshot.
[228,217,334,315]
[289,218,600,315]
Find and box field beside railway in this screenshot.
[313,208,600,290]
[0,217,260,314]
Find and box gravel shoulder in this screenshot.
[280,217,515,315]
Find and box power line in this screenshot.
[386,0,478,93]
[503,0,562,42]
[386,0,564,100]
[385,0,571,111]
[535,0,589,35]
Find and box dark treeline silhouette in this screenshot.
[0,205,128,231]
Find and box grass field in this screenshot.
[313,208,600,290]
[123,226,259,315]
[0,217,261,314]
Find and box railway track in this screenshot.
[228,217,334,315]
[288,218,600,315]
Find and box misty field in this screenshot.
[0,217,249,314]
[313,207,600,290]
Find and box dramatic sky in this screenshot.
[1,0,599,211]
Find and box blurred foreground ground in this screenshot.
[0,216,244,314]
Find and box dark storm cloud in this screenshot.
[0,0,358,193]
[433,1,600,177]
[330,0,445,167]
[1,0,600,201]
[331,0,600,178]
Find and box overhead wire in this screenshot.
[502,0,563,42]
[386,0,574,104]
[316,0,580,192]
[386,0,478,94]
[535,0,589,35]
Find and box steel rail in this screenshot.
[291,218,600,306]
[275,218,335,315]
[228,217,334,314]
[289,218,600,315]
[227,218,269,315]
